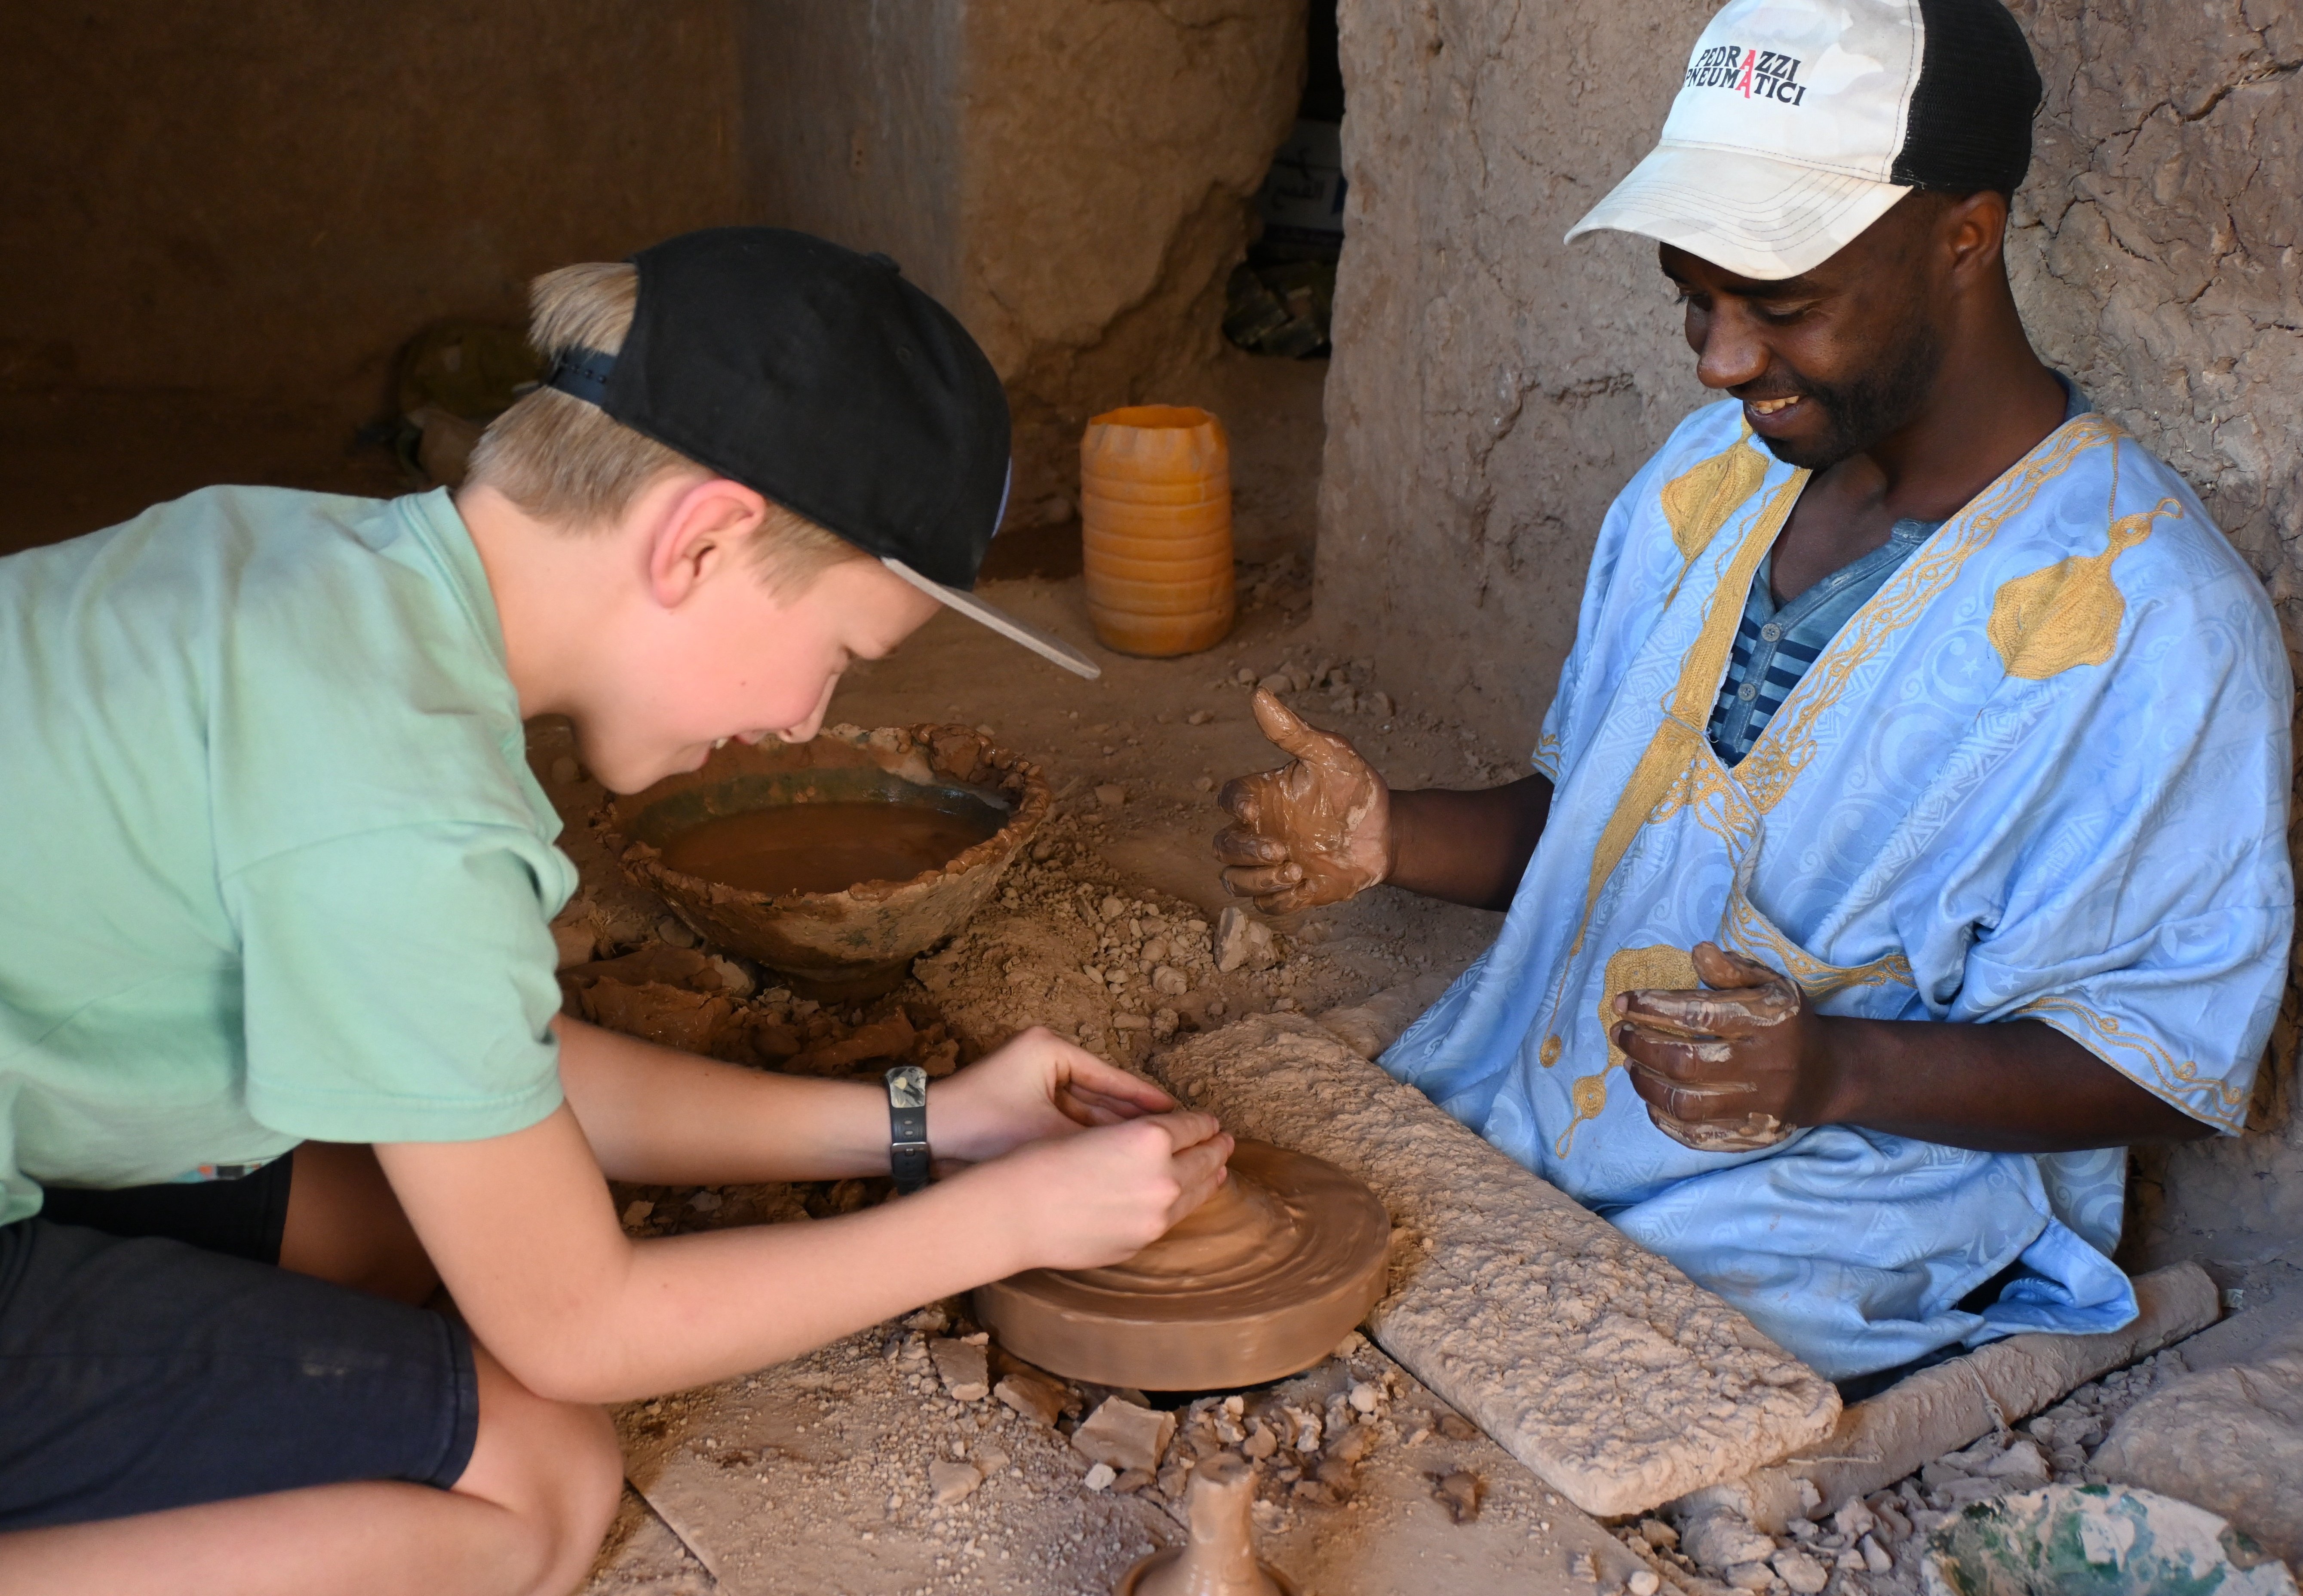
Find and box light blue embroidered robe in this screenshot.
[1381,400,2292,1381]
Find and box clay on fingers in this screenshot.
[1216,690,1388,907]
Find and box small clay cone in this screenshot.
[1131,1454,1285,1596]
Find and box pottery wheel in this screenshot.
[973,1140,1391,1391]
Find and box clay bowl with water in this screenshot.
[598,723,1049,1002]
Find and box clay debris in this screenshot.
[1622,1327,2246,1594]
[1146,1014,1840,1516]
[995,1370,1074,1427]
[930,1335,992,1403]
[1214,907,1277,973]
[1072,1396,1176,1476]
[561,944,963,1084]
[1677,1261,2219,1535]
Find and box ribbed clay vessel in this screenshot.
[1081,404,1234,657]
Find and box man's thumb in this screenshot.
[1692,940,1776,990]
[1251,688,1328,758]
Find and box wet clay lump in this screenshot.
[658,803,999,898]
[1117,1454,1297,1596]
[975,1140,1390,1392]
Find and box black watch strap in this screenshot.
[885,1065,930,1194]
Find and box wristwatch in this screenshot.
[885,1065,930,1194]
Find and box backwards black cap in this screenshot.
[547,227,1098,678]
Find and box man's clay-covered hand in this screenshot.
[1614,942,1813,1152]
[1212,689,1392,913]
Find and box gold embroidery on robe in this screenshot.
[1557,944,1699,1157]
[1568,473,1805,962]
[1987,496,2180,680]
[2017,994,2248,1131]
[1737,415,2122,813]
[1659,430,1770,564]
[1719,882,1913,999]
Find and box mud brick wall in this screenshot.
[1316,0,2303,1269]
[0,1,748,424]
[745,0,1307,526]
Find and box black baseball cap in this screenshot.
[1567,0,2041,279]
[546,226,1099,678]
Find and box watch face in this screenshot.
[888,1066,928,1110]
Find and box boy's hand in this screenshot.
[929,1026,1177,1165]
[1213,689,1392,912]
[954,1112,1234,1274]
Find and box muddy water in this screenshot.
[658,802,997,897]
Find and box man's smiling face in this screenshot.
[1662,192,1960,472]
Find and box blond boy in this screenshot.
[0,228,1230,1595]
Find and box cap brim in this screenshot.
[1565,143,1909,280]
[881,558,1103,680]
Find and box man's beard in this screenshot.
[1756,318,1946,471]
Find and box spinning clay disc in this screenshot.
[973,1140,1391,1391]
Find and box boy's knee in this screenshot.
[458,1344,623,1594]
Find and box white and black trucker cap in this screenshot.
[1566,0,2041,279]
[546,227,1101,679]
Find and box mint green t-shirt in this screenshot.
[0,486,575,1226]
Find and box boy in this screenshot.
[0,227,1232,1595]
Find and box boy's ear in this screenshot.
[644,477,771,609]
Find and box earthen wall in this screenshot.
[958,0,1308,522]
[1317,0,2303,1272]
[741,0,966,308]
[0,2,749,422]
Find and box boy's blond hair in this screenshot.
[467,263,866,591]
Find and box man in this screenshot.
[1214,0,2290,1386]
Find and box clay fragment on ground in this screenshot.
[789,1010,916,1074]
[1073,1396,1178,1475]
[995,1369,1074,1426]
[743,1016,802,1061]
[1213,908,1277,973]
[928,1336,991,1402]
[1769,1546,1828,1593]
[571,945,727,990]
[578,980,740,1053]
[1146,1015,1840,1516]
[552,918,599,969]
[928,1458,982,1506]
[1431,1470,1482,1524]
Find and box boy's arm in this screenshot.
[551,1015,1173,1184]
[377,1099,1229,1403]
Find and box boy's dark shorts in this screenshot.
[0,1152,480,1532]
